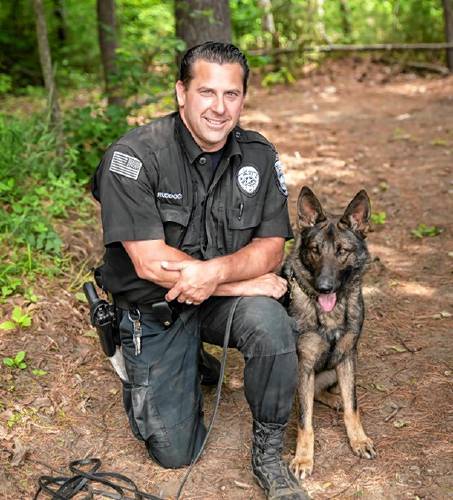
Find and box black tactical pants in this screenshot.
[120,296,299,469]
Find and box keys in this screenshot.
[128,309,142,356]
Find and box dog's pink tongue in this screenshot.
[318,293,337,312]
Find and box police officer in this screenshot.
[93,42,309,500]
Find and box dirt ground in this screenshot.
[1,59,452,499]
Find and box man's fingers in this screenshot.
[161,260,188,271]
[165,283,182,302]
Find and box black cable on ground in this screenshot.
[34,298,241,500]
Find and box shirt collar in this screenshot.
[175,112,242,164]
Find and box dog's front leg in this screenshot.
[291,368,315,479]
[336,354,376,459]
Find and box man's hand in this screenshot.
[238,273,288,299]
[215,273,288,299]
[162,260,222,305]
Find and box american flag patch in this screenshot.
[109,151,142,179]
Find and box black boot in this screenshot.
[199,344,220,386]
[252,420,310,500]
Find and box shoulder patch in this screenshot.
[237,165,260,196]
[109,151,142,180]
[274,154,288,196]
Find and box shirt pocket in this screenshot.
[225,201,263,252]
[158,204,191,248]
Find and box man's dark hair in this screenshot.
[179,41,250,94]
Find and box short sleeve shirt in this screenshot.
[93,112,293,304]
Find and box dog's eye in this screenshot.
[310,246,320,255]
[337,247,350,256]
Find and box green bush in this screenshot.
[0,113,92,299]
[64,104,131,179]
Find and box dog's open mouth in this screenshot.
[318,293,337,312]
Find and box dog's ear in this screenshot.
[339,190,371,236]
[297,186,326,229]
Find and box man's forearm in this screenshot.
[122,240,194,287]
[207,237,285,285]
[125,237,285,303]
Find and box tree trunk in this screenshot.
[175,0,232,68]
[53,0,66,43]
[31,0,62,136]
[339,0,351,39]
[443,0,453,71]
[97,0,123,106]
[258,0,281,69]
[259,0,275,39]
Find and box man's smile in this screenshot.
[204,116,229,128]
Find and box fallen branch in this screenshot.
[403,61,450,75]
[384,404,401,422]
[248,42,453,56]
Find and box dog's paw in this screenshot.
[290,456,314,480]
[350,437,377,460]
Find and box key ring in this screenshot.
[128,308,141,322]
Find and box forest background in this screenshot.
[0,2,453,498]
[0,0,451,303]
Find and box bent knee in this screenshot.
[236,297,298,357]
[146,415,206,469]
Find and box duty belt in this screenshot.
[114,297,176,327]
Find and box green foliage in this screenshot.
[64,104,131,179]
[115,0,183,99]
[0,307,32,331]
[261,67,296,87]
[3,351,27,370]
[0,74,12,95]
[371,211,387,225]
[0,112,92,297]
[284,239,295,255]
[0,0,448,95]
[32,368,48,376]
[7,412,23,428]
[411,223,443,238]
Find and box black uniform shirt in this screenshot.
[93,112,293,305]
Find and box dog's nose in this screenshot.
[316,277,335,294]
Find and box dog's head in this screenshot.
[296,186,371,312]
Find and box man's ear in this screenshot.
[297,186,326,229]
[339,190,371,236]
[175,80,186,107]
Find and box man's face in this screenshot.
[176,60,246,152]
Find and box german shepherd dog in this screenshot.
[283,186,377,479]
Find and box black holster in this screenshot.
[83,282,119,357]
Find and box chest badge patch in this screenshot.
[109,151,142,180]
[237,165,260,196]
[274,154,288,196]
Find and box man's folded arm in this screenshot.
[122,239,194,289]
[122,236,286,300]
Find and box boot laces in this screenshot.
[255,424,291,488]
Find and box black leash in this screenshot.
[33,458,161,499]
[175,297,240,499]
[34,298,241,500]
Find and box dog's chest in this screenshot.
[290,286,353,371]
[289,285,347,337]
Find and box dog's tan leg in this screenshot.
[336,355,376,459]
[291,369,315,479]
